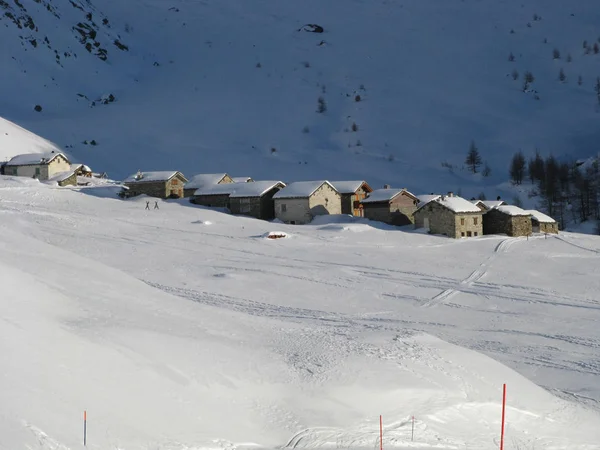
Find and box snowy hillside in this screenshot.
[2,0,600,197]
[1,178,600,449]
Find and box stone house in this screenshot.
[483,205,532,237]
[123,171,188,199]
[330,181,373,216]
[361,188,419,225]
[273,181,341,224]
[190,183,238,208]
[3,151,71,180]
[414,194,483,238]
[50,170,78,187]
[524,210,558,234]
[229,181,286,220]
[184,173,233,197]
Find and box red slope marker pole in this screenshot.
[83,410,87,447]
[411,415,415,441]
[500,384,506,450]
[379,415,383,450]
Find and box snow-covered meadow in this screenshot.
[1,178,599,449]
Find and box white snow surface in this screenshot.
[525,209,557,223]
[427,196,483,213]
[273,181,335,199]
[481,200,507,210]
[0,118,63,162]
[1,178,600,449]
[232,177,253,183]
[495,205,531,216]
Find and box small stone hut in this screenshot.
[361,187,419,225]
[414,193,483,238]
[524,210,558,234]
[123,171,188,199]
[229,181,286,220]
[483,205,532,237]
[330,181,373,217]
[273,181,341,224]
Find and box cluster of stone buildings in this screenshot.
[119,170,559,237]
[0,151,105,186]
[0,155,558,238]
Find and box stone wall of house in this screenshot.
[167,177,185,198]
[191,193,231,207]
[484,210,532,236]
[363,203,394,223]
[340,193,354,215]
[230,197,263,219]
[275,198,312,224]
[309,183,341,216]
[539,222,558,234]
[415,202,482,238]
[124,181,168,198]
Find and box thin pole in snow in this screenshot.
[379,415,383,450]
[411,416,415,441]
[500,384,506,450]
[83,410,87,446]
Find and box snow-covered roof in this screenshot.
[47,170,76,183]
[185,173,229,190]
[361,188,405,203]
[523,210,556,223]
[229,181,285,198]
[330,181,371,194]
[71,163,92,172]
[437,196,483,213]
[480,200,506,210]
[273,181,337,199]
[193,183,238,196]
[5,152,67,166]
[232,177,253,183]
[124,171,183,183]
[494,205,531,216]
[416,194,441,207]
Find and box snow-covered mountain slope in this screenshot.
[1,178,600,449]
[2,1,600,196]
[0,117,62,160]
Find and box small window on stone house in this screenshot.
[474,232,478,236]
[473,217,478,225]
[460,217,465,226]
[461,232,465,237]
[281,204,287,212]
[467,231,472,237]
[172,179,179,185]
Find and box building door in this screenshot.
[424,217,430,231]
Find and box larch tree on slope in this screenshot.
[509,151,526,185]
[465,141,482,173]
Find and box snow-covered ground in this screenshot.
[1,177,599,449]
[2,0,600,198]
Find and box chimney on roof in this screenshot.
[135,170,143,180]
[383,184,391,189]
[497,195,501,201]
[447,192,454,197]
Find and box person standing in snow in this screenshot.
[154,201,159,210]
[145,201,150,210]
